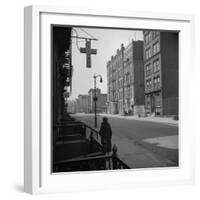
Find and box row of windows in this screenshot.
[145,58,160,75]
[109,79,123,91]
[144,31,159,44]
[145,42,160,60]
[146,75,161,90]
[152,31,159,39]
[110,87,133,101]
[153,76,161,89]
[145,48,152,60]
[110,91,123,100]
[145,33,151,44]
[153,59,160,72]
[125,87,132,99]
[124,57,132,64]
[110,67,124,80]
[153,42,160,55]
[111,77,132,92]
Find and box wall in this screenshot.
[0,0,199,200]
[133,41,145,106]
[161,32,179,115]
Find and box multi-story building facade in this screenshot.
[88,88,107,113]
[75,89,107,113]
[107,41,145,116]
[67,100,76,113]
[107,44,124,115]
[76,94,90,113]
[143,31,178,116]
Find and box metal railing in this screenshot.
[54,145,130,172]
[53,115,130,171]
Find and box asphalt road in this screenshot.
[72,113,179,169]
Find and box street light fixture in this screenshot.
[93,74,103,128]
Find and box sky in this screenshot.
[69,27,143,100]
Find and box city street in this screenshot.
[72,113,179,169]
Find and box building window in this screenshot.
[145,47,152,60]
[153,75,161,88]
[146,63,152,75]
[153,42,160,55]
[153,59,160,72]
[152,31,159,39]
[153,77,157,88]
[145,32,151,44]
[157,76,160,87]
[149,48,152,58]
[130,88,132,98]
[149,79,152,89]
[145,49,148,59]
[146,79,152,90]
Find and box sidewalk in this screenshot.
[73,115,177,168]
[112,135,176,168]
[99,113,178,126]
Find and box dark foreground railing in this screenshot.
[53,115,130,172]
[54,145,130,172]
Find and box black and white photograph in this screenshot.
[52,25,179,173]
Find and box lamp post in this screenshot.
[93,74,103,128]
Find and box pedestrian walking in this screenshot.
[99,117,112,154]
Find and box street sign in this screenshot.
[80,40,97,68]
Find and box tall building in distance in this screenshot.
[143,31,178,116]
[107,41,145,116]
[75,89,107,114]
[88,88,107,113]
[66,100,76,113]
[76,94,90,113]
[107,44,124,115]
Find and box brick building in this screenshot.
[143,31,178,116]
[107,44,124,115]
[107,41,145,116]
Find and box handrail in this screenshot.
[82,122,99,134]
[53,115,130,170]
[68,117,130,169]
[55,122,84,127]
[54,152,130,171]
[83,123,100,141]
[54,154,111,165]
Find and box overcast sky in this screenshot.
[69,27,143,100]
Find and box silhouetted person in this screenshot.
[99,117,112,154]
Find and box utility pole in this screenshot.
[93,74,103,128]
[121,43,125,116]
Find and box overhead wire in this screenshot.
[79,28,96,40]
[71,27,98,51]
[71,28,81,51]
